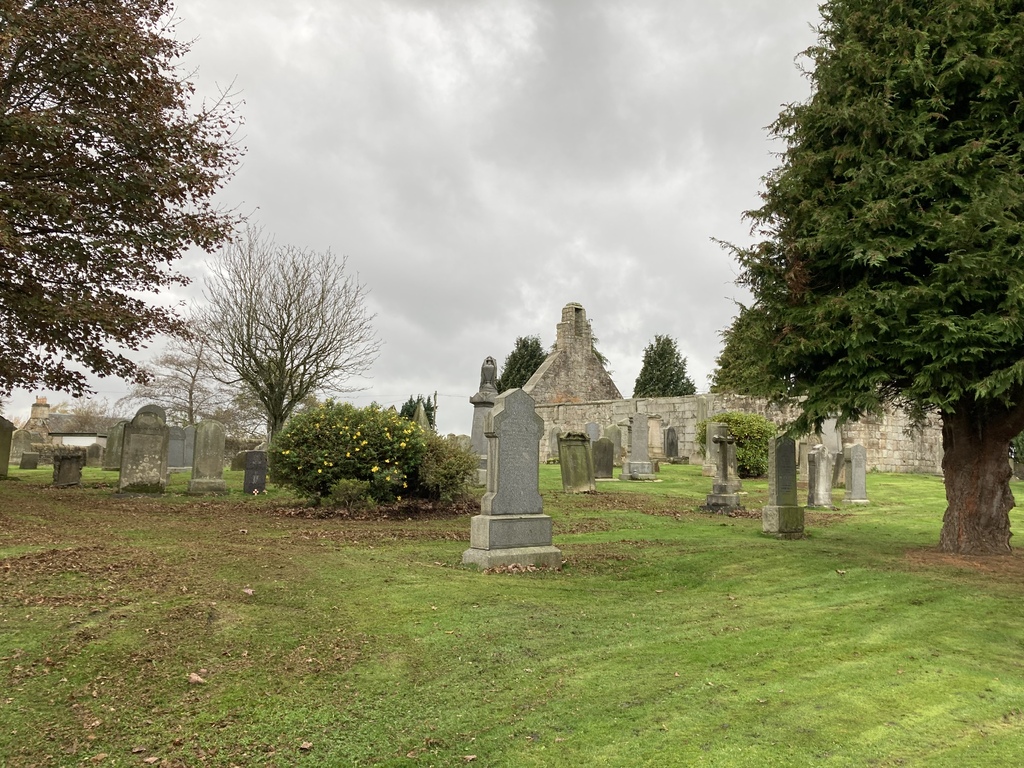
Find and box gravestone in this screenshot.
[103,421,127,471]
[230,451,248,472]
[558,432,595,493]
[167,426,187,468]
[10,429,34,465]
[705,431,741,512]
[844,443,869,504]
[243,451,268,494]
[548,427,561,462]
[188,421,228,494]
[137,403,167,422]
[119,408,169,493]
[85,443,104,468]
[620,413,655,480]
[665,426,679,460]
[807,444,834,508]
[593,437,614,479]
[52,446,87,488]
[183,425,196,469]
[585,422,601,444]
[702,421,725,477]
[647,416,665,459]
[20,452,39,470]
[470,357,499,486]
[0,416,13,477]
[832,447,845,488]
[762,436,804,538]
[462,388,562,570]
[604,424,622,466]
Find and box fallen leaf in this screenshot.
[188,672,206,684]
[242,588,254,596]
[143,758,159,765]
[90,754,107,763]
[131,746,146,754]
[836,569,847,575]
[463,757,477,763]
[299,741,313,751]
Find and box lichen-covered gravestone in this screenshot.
[593,437,615,479]
[53,446,87,487]
[243,450,268,494]
[462,389,562,570]
[20,452,39,470]
[843,443,869,504]
[0,416,14,478]
[558,432,595,493]
[603,424,622,466]
[103,421,127,471]
[119,408,170,493]
[188,421,228,494]
[10,429,33,465]
[762,436,804,538]
[619,413,655,480]
[806,444,834,508]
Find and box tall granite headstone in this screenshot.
[167,426,187,468]
[762,436,804,538]
[593,437,614,479]
[188,421,228,494]
[620,413,655,480]
[462,389,561,570]
[119,408,169,493]
[665,426,679,460]
[558,432,596,493]
[103,421,127,471]
[807,444,834,508]
[243,450,268,494]
[0,416,14,477]
[844,443,869,504]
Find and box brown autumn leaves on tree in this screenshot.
[0,0,241,397]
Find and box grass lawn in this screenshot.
[3,464,1024,767]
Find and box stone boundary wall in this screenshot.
[533,393,943,475]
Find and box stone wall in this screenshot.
[533,393,943,475]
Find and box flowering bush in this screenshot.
[410,433,479,502]
[270,401,427,504]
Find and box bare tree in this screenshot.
[199,227,380,439]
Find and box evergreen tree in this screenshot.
[400,394,436,427]
[710,304,786,397]
[496,336,547,392]
[633,335,696,398]
[727,0,1024,554]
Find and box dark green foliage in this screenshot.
[496,335,547,392]
[0,0,240,397]
[724,0,1024,551]
[411,433,478,502]
[327,478,375,512]
[710,305,787,397]
[695,411,776,478]
[633,335,696,398]
[400,395,436,427]
[270,401,426,504]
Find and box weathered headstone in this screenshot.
[844,443,869,504]
[558,432,595,493]
[243,451,268,494]
[103,421,127,471]
[807,444,834,508]
[702,421,725,477]
[705,431,741,512]
[648,416,665,459]
[119,408,169,493]
[10,429,34,465]
[230,451,248,472]
[832,447,845,488]
[167,426,187,468]
[183,425,196,469]
[604,424,622,466]
[52,446,87,488]
[665,426,679,460]
[593,437,615,479]
[19,452,39,470]
[0,416,13,477]
[188,421,228,494]
[137,403,167,422]
[620,413,655,480]
[548,427,561,461]
[762,436,804,538]
[585,422,601,443]
[85,443,104,468]
[462,389,562,570]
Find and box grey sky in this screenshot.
[6,0,822,435]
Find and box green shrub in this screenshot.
[270,401,427,504]
[412,434,478,502]
[695,411,776,478]
[328,478,375,511]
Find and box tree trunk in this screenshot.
[939,407,1016,554]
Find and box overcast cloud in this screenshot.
[6,0,822,435]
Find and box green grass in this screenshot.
[3,464,1024,766]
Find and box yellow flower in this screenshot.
[346,452,351,457]
[282,450,290,455]
[371,466,379,473]
[399,441,406,448]
[317,469,322,474]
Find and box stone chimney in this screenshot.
[30,397,50,421]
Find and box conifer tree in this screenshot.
[496,336,547,393]
[633,335,696,398]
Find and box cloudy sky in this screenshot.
[7,0,823,435]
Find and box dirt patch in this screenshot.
[721,508,852,527]
[274,497,478,521]
[904,547,1024,579]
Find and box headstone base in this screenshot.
[843,493,869,505]
[762,505,805,538]
[187,478,228,495]
[462,545,563,570]
[705,492,740,512]
[701,462,716,477]
[470,514,553,549]
[619,461,656,481]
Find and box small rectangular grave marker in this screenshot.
[558,432,595,493]
[243,451,268,494]
[844,443,869,504]
[762,436,804,538]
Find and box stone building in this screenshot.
[523,303,621,404]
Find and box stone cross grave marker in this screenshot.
[705,429,740,512]
[844,443,869,504]
[558,432,596,493]
[119,408,169,493]
[189,421,228,494]
[762,436,804,538]
[593,437,615,479]
[807,444,834,508]
[463,388,561,570]
[702,421,725,477]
